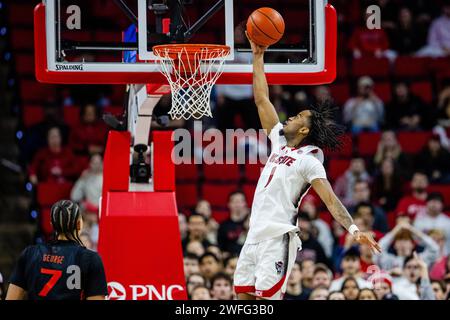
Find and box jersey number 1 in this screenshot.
[39,268,62,297]
[264,167,277,188]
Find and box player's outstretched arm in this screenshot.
[311,178,382,254]
[246,32,279,135]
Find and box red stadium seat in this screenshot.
[243,162,264,183]
[75,156,90,174]
[429,57,450,75]
[37,182,74,207]
[11,29,34,51]
[202,183,238,207]
[357,132,381,156]
[15,54,35,76]
[318,211,333,227]
[329,82,351,106]
[175,163,199,182]
[176,183,198,208]
[410,82,434,105]
[20,80,56,103]
[23,105,45,127]
[351,57,390,78]
[212,210,230,224]
[397,131,432,153]
[373,82,392,103]
[393,56,429,78]
[325,133,353,158]
[8,4,35,26]
[242,183,257,207]
[63,106,81,128]
[428,185,450,208]
[203,163,240,182]
[103,106,123,117]
[40,208,53,237]
[327,159,351,182]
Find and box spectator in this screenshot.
[69,104,108,156]
[178,213,188,242]
[357,288,377,300]
[415,136,450,183]
[268,85,290,123]
[206,245,223,262]
[375,222,439,272]
[327,291,346,300]
[414,193,450,252]
[431,280,446,300]
[199,253,222,281]
[311,264,333,290]
[390,7,426,55]
[369,272,399,300]
[373,131,408,171]
[300,196,334,258]
[210,273,233,300]
[430,250,450,281]
[299,259,316,289]
[343,77,385,134]
[348,182,389,232]
[333,158,371,206]
[372,158,404,211]
[434,98,450,150]
[297,213,332,268]
[224,256,238,279]
[186,273,206,297]
[190,285,212,300]
[416,1,450,57]
[340,277,360,300]
[195,200,219,245]
[329,248,371,291]
[284,262,311,300]
[393,253,435,300]
[29,127,78,184]
[182,214,212,252]
[349,13,391,59]
[308,287,329,300]
[352,202,387,235]
[183,253,200,278]
[71,153,103,214]
[386,82,426,131]
[79,231,94,251]
[186,240,206,257]
[395,172,429,219]
[217,191,249,255]
[21,103,70,163]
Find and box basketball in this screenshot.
[246,7,285,47]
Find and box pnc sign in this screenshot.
[107,281,185,300]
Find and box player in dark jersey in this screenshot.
[6,200,107,300]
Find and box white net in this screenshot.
[153,45,230,120]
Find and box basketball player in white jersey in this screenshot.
[233,34,382,300]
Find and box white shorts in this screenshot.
[234,231,302,300]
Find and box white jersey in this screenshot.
[246,122,327,244]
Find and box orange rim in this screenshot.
[152,44,231,60]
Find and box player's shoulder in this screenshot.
[296,145,324,163]
[78,247,104,268]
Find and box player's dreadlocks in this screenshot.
[50,200,84,246]
[303,103,346,152]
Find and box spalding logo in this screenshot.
[107,282,126,300]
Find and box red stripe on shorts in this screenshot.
[255,276,286,298]
[234,285,255,293]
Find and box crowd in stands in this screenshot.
[3,0,450,300]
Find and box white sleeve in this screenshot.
[268,122,285,149]
[298,155,327,184]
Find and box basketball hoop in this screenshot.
[152,44,231,120]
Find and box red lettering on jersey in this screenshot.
[42,254,65,265]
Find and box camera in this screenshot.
[130,144,151,183]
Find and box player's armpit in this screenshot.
[311,178,354,231]
[5,284,27,300]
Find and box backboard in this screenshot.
[34,0,336,85]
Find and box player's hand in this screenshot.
[353,231,382,254]
[245,31,268,56]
